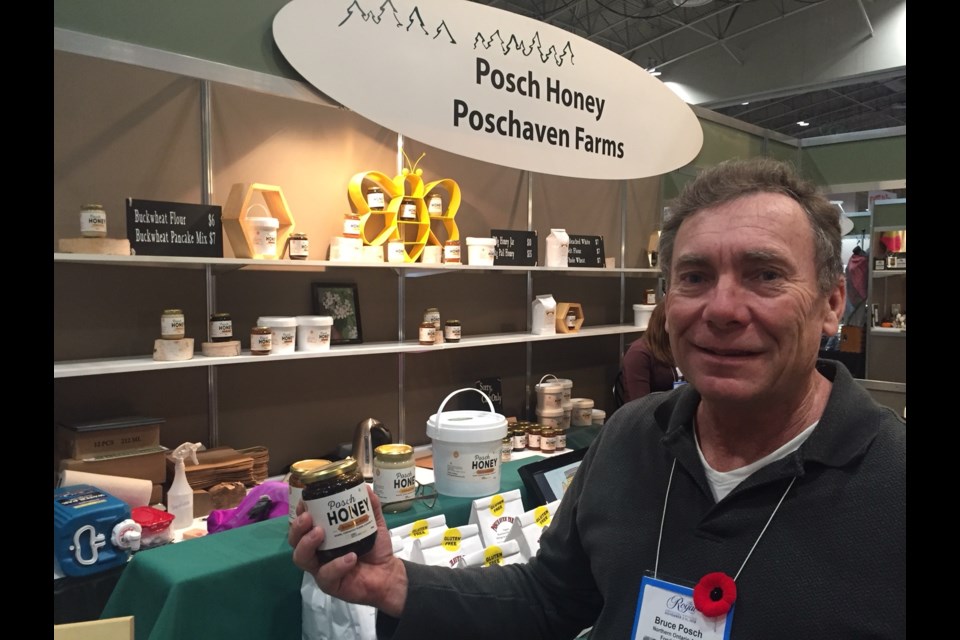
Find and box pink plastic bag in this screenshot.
[207,481,289,534]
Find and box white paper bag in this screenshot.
[389,514,447,561]
[505,499,562,560]
[467,489,526,548]
[301,536,404,640]
[532,295,557,335]
[409,523,483,568]
[455,539,525,568]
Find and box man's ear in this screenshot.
[821,278,846,336]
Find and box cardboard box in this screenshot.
[56,416,164,459]
[839,325,864,353]
[58,446,169,484]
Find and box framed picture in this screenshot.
[311,282,363,345]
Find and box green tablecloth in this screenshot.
[97,435,598,640]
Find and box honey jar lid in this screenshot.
[301,458,359,484]
[290,458,332,479]
[374,443,414,461]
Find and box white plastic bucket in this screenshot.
[535,406,563,430]
[426,388,508,498]
[592,409,606,425]
[570,398,595,427]
[560,400,573,430]
[295,315,333,352]
[633,304,655,329]
[535,374,564,411]
[248,214,279,258]
[465,237,496,266]
[257,316,297,354]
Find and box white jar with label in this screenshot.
[570,398,595,427]
[295,315,333,352]
[79,204,107,238]
[373,444,416,514]
[256,316,297,354]
[248,216,280,258]
[535,406,564,430]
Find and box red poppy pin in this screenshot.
[693,572,737,617]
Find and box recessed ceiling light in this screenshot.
[741,102,750,106]
[797,120,810,127]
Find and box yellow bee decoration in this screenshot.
[347,151,461,263]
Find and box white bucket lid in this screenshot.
[535,382,563,393]
[633,303,656,311]
[571,397,595,409]
[539,374,572,389]
[247,216,279,229]
[257,316,297,327]
[426,388,507,444]
[295,315,333,326]
[465,236,496,246]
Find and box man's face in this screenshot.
[664,192,844,408]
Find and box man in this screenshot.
[290,157,906,639]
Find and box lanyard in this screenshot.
[653,458,797,581]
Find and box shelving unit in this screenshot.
[864,199,906,383]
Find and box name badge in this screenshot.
[632,575,733,640]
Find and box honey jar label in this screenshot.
[306,483,377,551]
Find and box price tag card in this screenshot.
[126,198,223,257]
[491,229,538,266]
[567,234,605,268]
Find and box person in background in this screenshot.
[620,301,682,402]
[289,157,905,639]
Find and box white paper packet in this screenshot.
[409,523,483,568]
[455,539,525,568]
[467,488,526,547]
[505,499,562,560]
[388,514,447,561]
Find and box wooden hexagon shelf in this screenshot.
[222,182,296,259]
[556,302,584,333]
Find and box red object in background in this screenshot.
[131,505,175,547]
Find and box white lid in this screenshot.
[536,407,564,417]
[554,377,573,389]
[257,316,297,327]
[426,410,507,443]
[247,216,280,229]
[535,382,563,393]
[571,397,595,409]
[592,408,606,417]
[465,236,497,246]
[295,315,333,326]
[633,303,656,310]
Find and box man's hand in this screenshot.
[289,485,409,617]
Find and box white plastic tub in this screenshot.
[426,388,507,498]
[248,216,280,258]
[295,315,333,352]
[633,304,656,329]
[465,237,496,266]
[256,316,297,354]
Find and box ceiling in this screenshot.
[470,0,906,140]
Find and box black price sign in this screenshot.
[567,234,605,267]
[126,198,223,257]
[491,229,538,266]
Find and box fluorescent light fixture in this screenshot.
[797,120,810,127]
[741,101,750,106]
[648,68,662,77]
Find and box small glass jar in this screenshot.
[366,186,385,211]
[161,309,185,340]
[428,193,443,216]
[250,326,272,355]
[288,459,331,523]
[541,426,557,453]
[343,213,361,239]
[644,288,656,305]
[209,312,233,343]
[554,425,567,452]
[288,232,309,260]
[501,436,513,462]
[399,197,418,221]
[444,240,461,264]
[301,458,379,564]
[80,204,107,238]
[373,444,416,514]
[444,320,461,343]
[512,425,527,452]
[526,424,542,451]
[418,322,436,345]
[565,310,577,330]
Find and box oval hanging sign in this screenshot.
[273,0,703,179]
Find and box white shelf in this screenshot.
[54,324,644,378]
[53,253,659,276]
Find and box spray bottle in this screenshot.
[168,442,202,530]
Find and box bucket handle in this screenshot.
[246,203,268,217]
[539,374,559,385]
[436,387,495,430]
